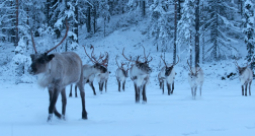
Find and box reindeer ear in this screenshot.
[46,54,55,62]
[188,73,191,76]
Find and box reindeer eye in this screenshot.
[38,58,45,63]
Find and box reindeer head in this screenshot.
[161,55,179,76]
[122,45,153,74]
[235,57,254,75]
[115,56,130,77]
[187,60,201,78]
[83,45,108,74]
[29,53,55,75]
[28,21,69,75]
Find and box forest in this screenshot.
[0,0,253,83]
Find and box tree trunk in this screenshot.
[87,6,91,33]
[202,35,205,64]
[173,0,178,64]
[93,7,97,33]
[195,0,200,67]
[15,0,19,47]
[142,0,146,17]
[178,0,181,20]
[104,18,106,37]
[190,31,193,67]
[46,0,51,26]
[74,5,78,43]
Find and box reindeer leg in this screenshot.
[162,81,164,94]
[200,85,202,96]
[99,81,104,92]
[249,81,252,96]
[69,84,73,97]
[90,81,96,95]
[191,88,194,97]
[171,82,174,94]
[75,85,78,97]
[48,88,60,121]
[77,82,87,120]
[122,80,126,91]
[48,89,61,119]
[117,79,121,92]
[105,80,108,92]
[242,85,244,96]
[167,83,171,95]
[134,83,140,103]
[159,80,162,89]
[142,84,147,102]
[61,88,67,120]
[245,83,248,96]
[194,86,197,97]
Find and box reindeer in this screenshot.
[187,60,204,98]
[96,71,111,93]
[122,45,152,102]
[28,22,87,121]
[69,45,108,96]
[115,56,130,92]
[95,52,110,93]
[234,58,253,96]
[158,55,179,95]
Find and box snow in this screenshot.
[0,20,255,136]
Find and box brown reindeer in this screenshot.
[234,58,253,96]
[115,56,130,92]
[122,45,152,102]
[69,45,108,96]
[28,22,87,121]
[158,55,179,95]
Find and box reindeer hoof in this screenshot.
[47,114,53,121]
[61,115,66,120]
[82,111,88,120]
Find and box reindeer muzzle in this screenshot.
[28,66,35,75]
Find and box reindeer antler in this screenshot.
[234,56,240,68]
[83,45,97,64]
[46,20,69,54]
[187,59,201,74]
[30,30,37,53]
[160,55,167,66]
[115,56,120,68]
[30,20,68,54]
[122,48,136,62]
[101,52,109,68]
[141,45,153,63]
[187,60,193,73]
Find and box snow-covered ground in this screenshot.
[0,21,255,136]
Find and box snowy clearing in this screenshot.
[0,73,255,136]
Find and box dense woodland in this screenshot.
[0,0,254,83]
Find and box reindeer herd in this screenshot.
[27,23,253,121]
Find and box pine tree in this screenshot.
[194,0,200,67]
[243,0,254,70]
[202,0,242,61]
[177,0,195,66]
[149,0,174,52]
